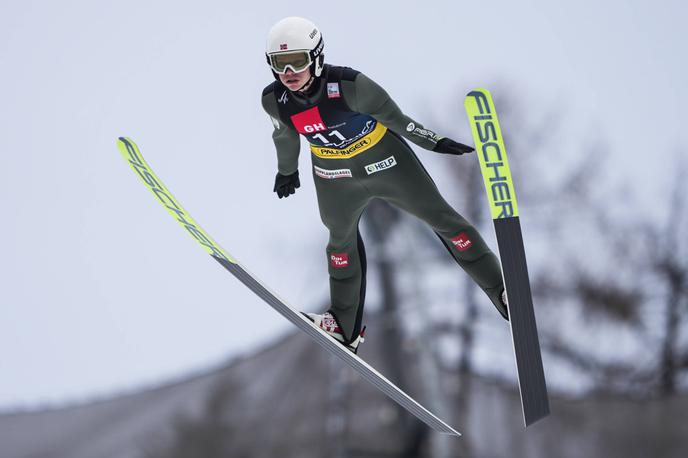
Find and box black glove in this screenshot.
[432,137,475,155]
[273,170,300,198]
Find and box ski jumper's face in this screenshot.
[279,67,312,92]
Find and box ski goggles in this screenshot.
[267,50,312,74]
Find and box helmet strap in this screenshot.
[296,75,316,93]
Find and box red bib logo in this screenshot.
[451,232,473,252]
[330,252,349,268]
[291,107,327,134]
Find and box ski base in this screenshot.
[496,217,550,425]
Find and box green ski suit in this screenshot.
[262,65,505,343]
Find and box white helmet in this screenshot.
[265,17,325,77]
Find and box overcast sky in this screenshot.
[1,0,685,410]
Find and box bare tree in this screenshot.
[418,85,688,400]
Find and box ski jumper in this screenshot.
[262,65,505,343]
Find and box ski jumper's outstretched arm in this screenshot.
[342,73,441,150]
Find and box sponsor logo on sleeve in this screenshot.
[409,125,440,142]
[327,82,341,99]
[314,165,352,179]
[278,91,289,104]
[364,156,397,175]
[451,232,473,252]
[330,253,349,268]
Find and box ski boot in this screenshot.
[499,288,509,320]
[303,311,366,354]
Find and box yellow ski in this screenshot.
[116,136,461,436]
[465,90,550,426]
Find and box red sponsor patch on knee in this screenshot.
[330,252,349,268]
[451,232,473,252]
